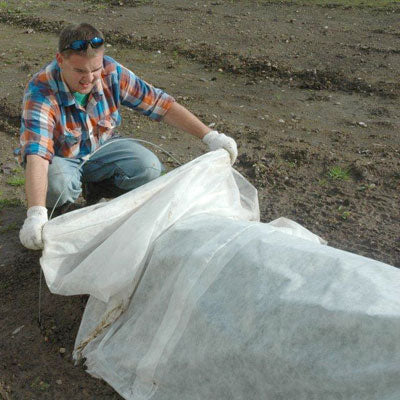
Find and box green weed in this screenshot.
[0,281,9,289]
[30,377,50,391]
[328,166,350,181]
[256,0,400,8]
[0,197,23,209]
[357,183,376,191]
[6,176,25,186]
[87,0,152,5]
[338,206,351,220]
[0,222,18,233]
[318,178,328,187]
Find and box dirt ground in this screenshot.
[0,0,399,398]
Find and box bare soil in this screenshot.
[0,1,399,398]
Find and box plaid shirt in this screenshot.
[19,55,175,163]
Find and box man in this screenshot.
[18,23,237,251]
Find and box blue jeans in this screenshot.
[46,138,163,208]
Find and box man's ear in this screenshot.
[56,52,64,67]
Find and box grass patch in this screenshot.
[256,0,400,8]
[318,178,328,186]
[30,377,50,391]
[86,0,152,6]
[328,166,350,181]
[6,176,25,187]
[0,222,18,233]
[0,197,23,209]
[340,210,351,220]
[338,206,351,220]
[0,0,52,14]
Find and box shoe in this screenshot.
[82,182,104,206]
[83,180,127,206]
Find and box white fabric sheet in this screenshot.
[40,150,400,400]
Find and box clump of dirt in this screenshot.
[0,12,66,34]
[0,98,20,134]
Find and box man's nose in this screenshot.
[83,71,94,82]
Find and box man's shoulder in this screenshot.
[102,55,134,78]
[26,60,60,101]
[102,55,119,75]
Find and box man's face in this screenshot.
[56,50,104,94]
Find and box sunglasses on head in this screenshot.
[62,37,104,52]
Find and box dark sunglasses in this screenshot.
[62,37,104,52]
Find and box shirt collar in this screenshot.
[55,66,75,107]
[91,78,104,101]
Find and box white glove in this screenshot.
[19,206,48,250]
[202,130,238,165]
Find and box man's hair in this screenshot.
[58,23,105,57]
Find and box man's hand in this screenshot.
[19,206,48,250]
[202,130,238,165]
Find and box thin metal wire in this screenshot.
[132,138,182,166]
[48,138,182,219]
[38,137,182,325]
[38,267,43,326]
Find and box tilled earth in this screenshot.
[0,1,399,398]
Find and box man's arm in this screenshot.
[116,63,237,162]
[163,101,237,164]
[163,102,211,139]
[19,155,49,250]
[25,155,49,208]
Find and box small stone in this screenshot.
[56,380,62,385]
[12,325,24,335]
[358,122,367,128]
[278,119,285,124]
[218,68,223,72]
[59,348,66,354]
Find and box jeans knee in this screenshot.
[47,171,81,208]
[115,161,162,191]
[142,164,162,181]
[129,151,163,181]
